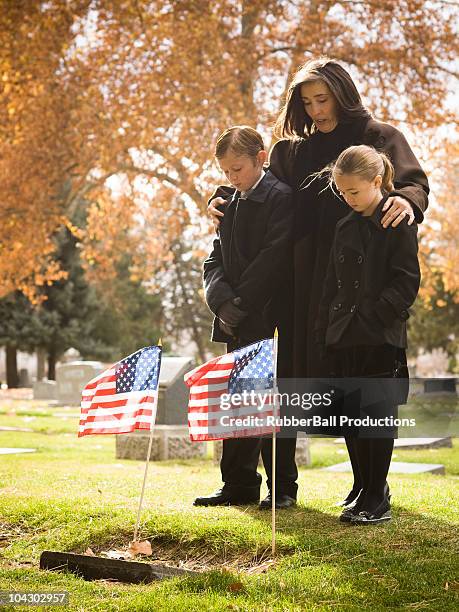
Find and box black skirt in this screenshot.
[328,343,407,438]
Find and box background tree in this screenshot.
[0,0,91,299]
[88,253,164,361]
[0,1,457,371]
[0,293,43,387]
[155,237,215,362]
[410,141,459,372]
[1,0,457,294]
[409,273,459,371]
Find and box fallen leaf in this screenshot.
[128,540,152,556]
[101,549,133,560]
[228,582,244,593]
[84,548,96,556]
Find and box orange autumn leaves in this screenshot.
[0,1,89,301]
[0,0,457,301]
[418,141,459,304]
[83,184,189,296]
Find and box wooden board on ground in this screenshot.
[333,437,452,449]
[40,551,197,584]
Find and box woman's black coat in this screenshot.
[269,117,429,377]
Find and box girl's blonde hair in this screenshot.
[332,144,395,192]
[215,125,264,160]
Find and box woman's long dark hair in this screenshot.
[274,57,371,139]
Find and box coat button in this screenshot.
[400,309,409,320]
[354,280,360,288]
[350,304,357,313]
[337,280,343,289]
[357,255,363,264]
[338,254,345,263]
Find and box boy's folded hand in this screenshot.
[218,298,248,326]
[218,319,236,337]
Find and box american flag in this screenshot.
[78,345,162,437]
[184,339,279,441]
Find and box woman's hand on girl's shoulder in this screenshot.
[208,197,227,230]
[381,196,415,228]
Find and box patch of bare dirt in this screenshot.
[77,537,281,574]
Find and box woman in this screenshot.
[208,57,429,509]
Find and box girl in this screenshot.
[316,145,421,523]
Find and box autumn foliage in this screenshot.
[0,0,458,302]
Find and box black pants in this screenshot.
[220,336,298,498]
[220,436,298,497]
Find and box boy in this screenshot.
[194,125,297,509]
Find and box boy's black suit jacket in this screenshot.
[203,170,294,349]
[316,197,421,349]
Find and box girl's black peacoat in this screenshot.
[315,197,421,350]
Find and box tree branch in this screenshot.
[118,164,203,204]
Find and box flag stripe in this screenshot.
[82,405,155,422]
[83,370,116,389]
[81,411,156,426]
[184,339,278,441]
[78,421,154,435]
[78,347,161,438]
[81,390,155,411]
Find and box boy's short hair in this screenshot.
[215,125,264,160]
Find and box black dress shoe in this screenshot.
[259,493,296,510]
[337,482,390,508]
[339,507,357,523]
[336,488,362,508]
[351,498,391,525]
[193,488,259,507]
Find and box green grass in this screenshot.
[0,400,458,611]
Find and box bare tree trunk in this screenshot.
[36,348,46,381]
[239,0,262,123]
[6,344,18,388]
[48,348,57,381]
[172,249,208,363]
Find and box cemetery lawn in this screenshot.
[0,400,458,611]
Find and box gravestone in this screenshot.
[156,357,194,425]
[116,425,206,461]
[18,368,31,387]
[56,361,105,405]
[334,437,453,450]
[424,377,457,395]
[33,380,58,401]
[324,460,445,475]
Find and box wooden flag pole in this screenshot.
[272,328,279,556]
[133,339,162,543]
